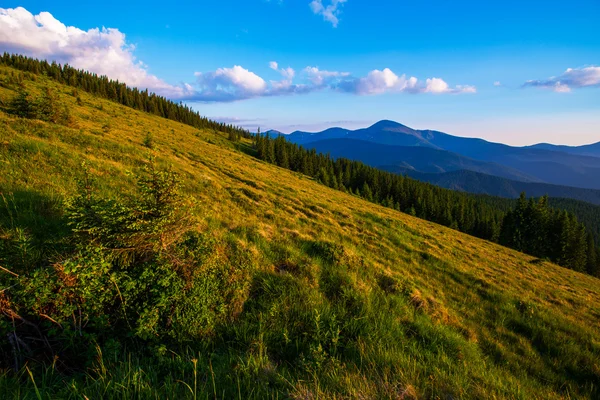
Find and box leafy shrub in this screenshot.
[0,161,252,370]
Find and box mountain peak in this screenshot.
[369,120,407,130]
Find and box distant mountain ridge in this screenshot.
[270,120,600,155]
[268,120,600,190]
[390,168,600,206]
[303,139,541,182]
[526,142,600,158]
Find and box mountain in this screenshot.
[276,120,439,147]
[1,58,600,399]
[390,168,600,205]
[526,141,600,158]
[303,138,541,182]
[268,127,354,144]
[281,120,600,189]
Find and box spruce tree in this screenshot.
[9,89,33,118]
[585,233,598,276]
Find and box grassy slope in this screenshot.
[1,67,599,399]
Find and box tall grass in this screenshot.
[0,64,599,399]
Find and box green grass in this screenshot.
[1,66,600,399]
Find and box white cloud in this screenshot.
[0,7,191,98]
[523,66,600,93]
[267,61,297,95]
[351,68,418,94]
[309,0,347,27]
[494,81,501,86]
[281,67,295,80]
[0,7,475,103]
[179,64,476,101]
[552,82,572,93]
[194,64,313,101]
[425,77,449,93]
[336,68,475,95]
[454,85,477,94]
[304,66,350,86]
[270,61,295,79]
[424,78,476,94]
[194,65,268,101]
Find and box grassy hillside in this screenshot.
[1,66,600,399]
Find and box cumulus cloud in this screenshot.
[0,7,192,98]
[304,66,350,86]
[523,66,600,93]
[194,66,267,101]
[0,7,475,103]
[193,63,312,101]
[269,61,295,80]
[494,81,502,87]
[190,65,475,101]
[336,68,475,95]
[309,0,347,27]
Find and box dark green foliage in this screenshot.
[499,194,589,272]
[254,134,600,275]
[35,88,60,123]
[7,89,33,118]
[586,234,599,276]
[1,163,250,371]
[5,87,72,125]
[228,129,240,142]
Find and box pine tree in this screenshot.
[585,233,598,276]
[228,130,239,142]
[9,89,33,118]
[362,182,373,202]
[36,88,61,123]
[265,135,276,164]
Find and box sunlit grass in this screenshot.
[1,66,599,399]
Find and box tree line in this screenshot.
[253,134,600,276]
[0,53,251,139]
[500,195,597,274]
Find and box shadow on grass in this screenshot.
[0,189,71,272]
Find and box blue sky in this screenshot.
[1,1,599,145]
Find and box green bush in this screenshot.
[0,161,252,371]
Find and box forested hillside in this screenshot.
[1,58,600,399]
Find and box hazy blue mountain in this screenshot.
[387,168,600,205]
[278,120,600,189]
[278,127,354,144]
[526,142,600,158]
[304,139,541,182]
[274,120,439,147]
